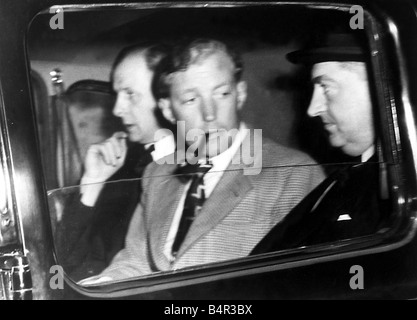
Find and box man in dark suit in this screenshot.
[57,43,175,280]
[251,31,391,254]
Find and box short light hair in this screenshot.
[152,38,243,100]
[110,42,171,83]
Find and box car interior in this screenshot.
[26,4,403,293]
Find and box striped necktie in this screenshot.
[172,162,212,257]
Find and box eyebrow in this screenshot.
[214,82,232,90]
[179,88,197,95]
[178,82,232,95]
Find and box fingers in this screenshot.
[112,131,128,160]
[113,131,128,140]
[89,132,128,167]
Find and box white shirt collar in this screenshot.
[204,122,248,173]
[361,145,375,162]
[145,134,176,161]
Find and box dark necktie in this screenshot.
[144,143,155,161]
[133,143,155,175]
[172,162,213,257]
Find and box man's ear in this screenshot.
[236,81,247,111]
[158,99,176,124]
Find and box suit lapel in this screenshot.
[175,134,259,259]
[147,162,185,270]
[149,133,260,264]
[176,166,253,258]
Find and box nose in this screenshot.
[112,94,126,118]
[307,86,327,118]
[201,97,216,122]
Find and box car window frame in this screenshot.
[25,1,417,298]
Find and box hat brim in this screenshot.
[287,47,366,64]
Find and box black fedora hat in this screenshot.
[287,31,368,64]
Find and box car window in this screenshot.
[27,4,402,293]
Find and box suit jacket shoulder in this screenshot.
[261,137,322,167]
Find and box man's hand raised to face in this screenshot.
[80,131,128,206]
[84,131,128,181]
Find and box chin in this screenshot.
[329,135,345,149]
[340,145,362,157]
[128,134,142,143]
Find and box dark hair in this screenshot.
[152,38,243,100]
[110,42,171,83]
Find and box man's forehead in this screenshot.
[312,61,344,73]
[312,61,366,73]
[311,61,366,82]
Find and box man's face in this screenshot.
[112,53,160,144]
[160,51,247,159]
[307,61,375,157]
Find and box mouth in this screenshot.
[323,123,336,132]
[203,131,228,146]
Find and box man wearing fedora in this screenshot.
[251,30,392,253]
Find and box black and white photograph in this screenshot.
[0,0,416,303]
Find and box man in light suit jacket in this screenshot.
[251,31,392,254]
[80,38,325,283]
